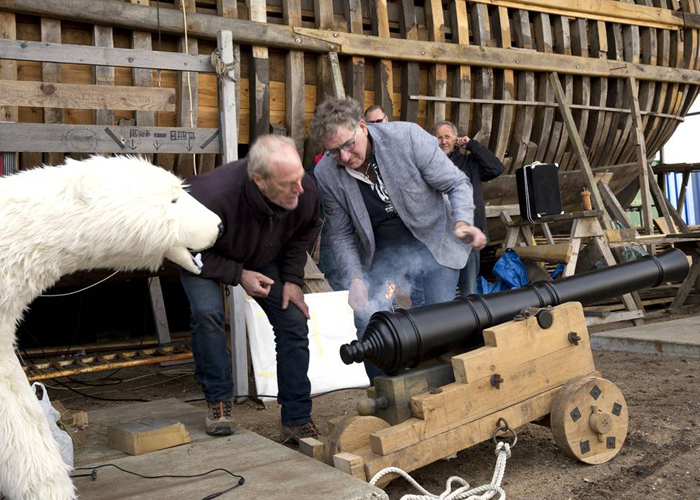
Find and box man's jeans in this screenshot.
[458,249,480,298]
[354,250,459,384]
[180,262,312,426]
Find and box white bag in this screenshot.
[31,382,74,468]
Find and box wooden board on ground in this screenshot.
[107,418,191,456]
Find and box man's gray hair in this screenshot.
[430,120,458,136]
[247,134,297,180]
[310,97,363,143]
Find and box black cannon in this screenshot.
[340,248,689,374]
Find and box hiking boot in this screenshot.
[280,420,321,444]
[205,398,235,436]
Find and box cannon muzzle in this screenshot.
[340,248,689,374]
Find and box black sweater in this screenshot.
[448,140,505,239]
[186,159,321,287]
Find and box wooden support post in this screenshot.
[217,0,241,134]
[41,18,64,167]
[449,0,471,136]
[314,0,335,104]
[492,6,515,161]
[218,30,247,402]
[175,0,198,178]
[148,277,171,345]
[131,0,155,164]
[472,4,494,146]
[399,0,419,122]
[677,171,691,213]
[283,0,305,157]
[549,72,606,224]
[328,52,346,99]
[248,0,270,143]
[371,0,393,119]
[425,0,447,125]
[628,76,675,237]
[93,25,115,127]
[343,0,365,105]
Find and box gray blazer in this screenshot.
[315,121,475,285]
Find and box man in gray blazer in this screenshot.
[310,97,486,382]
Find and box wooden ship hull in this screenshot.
[1,0,699,207]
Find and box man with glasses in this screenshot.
[310,97,486,383]
[431,120,504,297]
[364,104,389,124]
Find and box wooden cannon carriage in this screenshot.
[299,302,628,484]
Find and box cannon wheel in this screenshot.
[326,415,390,464]
[550,375,628,464]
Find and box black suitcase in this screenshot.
[516,162,563,223]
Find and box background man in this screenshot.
[364,104,389,124]
[431,120,505,296]
[311,97,486,382]
[181,135,321,443]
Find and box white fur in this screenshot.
[0,156,221,500]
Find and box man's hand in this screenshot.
[240,269,274,298]
[456,135,471,149]
[282,282,310,319]
[348,278,370,312]
[454,222,487,250]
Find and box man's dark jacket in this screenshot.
[448,140,504,240]
[186,158,321,287]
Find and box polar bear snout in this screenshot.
[175,191,222,252]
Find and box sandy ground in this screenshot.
[50,345,700,500]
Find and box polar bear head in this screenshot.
[0,155,222,280]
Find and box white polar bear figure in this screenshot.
[0,155,222,500]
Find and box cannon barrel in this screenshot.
[340,248,689,374]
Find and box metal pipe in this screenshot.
[340,248,689,374]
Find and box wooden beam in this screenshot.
[496,243,573,263]
[653,162,700,174]
[0,12,18,124]
[598,181,637,231]
[131,0,155,164]
[293,28,700,85]
[371,0,393,120]
[398,0,419,122]
[0,80,175,111]
[283,0,305,156]
[548,72,606,219]
[174,0,198,178]
[40,18,64,166]
[677,171,692,212]
[464,0,700,30]
[93,24,115,126]
[0,0,334,53]
[0,123,221,154]
[449,0,471,135]
[314,0,335,104]
[249,0,271,143]
[425,0,447,125]
[0,39,214,72]
[328,52,346,99]
[217,0,241,135]
[343,0,365,104]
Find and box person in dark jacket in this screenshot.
[431,120,505,296]
[180,134,321,443]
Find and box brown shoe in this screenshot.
[280,420,321,444]
[206,398,235,436]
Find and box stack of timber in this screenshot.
[0,0,699,206]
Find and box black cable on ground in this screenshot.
[71,463,244,500]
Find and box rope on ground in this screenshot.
[368,418,516,500]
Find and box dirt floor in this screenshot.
[50,346,700,500]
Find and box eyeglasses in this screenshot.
[367,116,387,124]
[324,127,359,158]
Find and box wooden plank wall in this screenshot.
[2,0,699,176]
